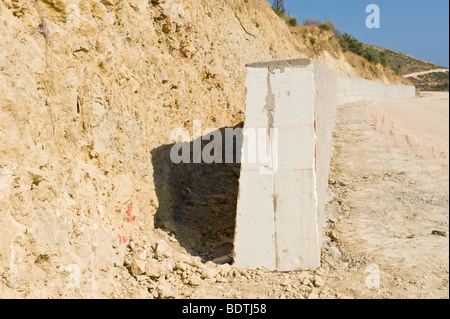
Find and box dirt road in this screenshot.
[324,97,449,298]
[403,69,449,78]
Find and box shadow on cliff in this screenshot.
[150,123,243,263]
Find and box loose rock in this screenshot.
[219,263,232,275]
[329,246,342,259]
[213,255,232,264]
[155,239,172,259]
[157,284,177,299]
[145,259,168,278]
[188,275,203,286]
[201,268,217,280]
[308,292,319,299]
[175,262,188,272]
[130,259,147,277]
[313,275,325,287]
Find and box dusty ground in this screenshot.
[324,96,449,299]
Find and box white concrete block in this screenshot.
[276,125,315,171]
[273,169,320,271]
[233,170,276,270]
[244,68,271,128]
[239,127,278,173]
[270,67,315,127]
[234,58,416,272]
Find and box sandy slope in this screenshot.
[363,92,449,167]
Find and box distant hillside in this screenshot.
[369,46,449,91]
[407,70,450,92]
[369,46,445,75]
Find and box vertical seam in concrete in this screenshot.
[265,67,279,269]
[265,68,275,129]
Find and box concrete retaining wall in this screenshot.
[234,58,415,271]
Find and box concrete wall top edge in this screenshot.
[247,58,414,89]
[246,58,312,69]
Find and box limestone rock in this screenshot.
[329,246,342,259]
[201,268,217,280]
[130,259,147,277]
[157,284,177,299]
[213,255,232,264]
[188,275,202,287]
[155,240,171,259]
[313,275,325,288]
[145,260,167,278]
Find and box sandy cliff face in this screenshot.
[0,0,406,298]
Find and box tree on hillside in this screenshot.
[272,0,285,14]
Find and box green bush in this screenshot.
[303,19,342,36]
[300,19,399,74]
[319,23,331,31]
[363,47,379,63]
[338,39,348,53]
[338,33,363,55]
[288,17,298,26]
[379,51,389,67]
[361,47,390,67]
[392,64,403,75]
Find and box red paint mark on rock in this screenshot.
[118,234,128,244]
[124,205,136,223]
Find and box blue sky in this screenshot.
[276,0,449,67]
